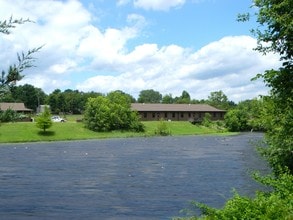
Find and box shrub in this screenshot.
[174,171,293,220]
[201,113,212,127]
[155,118,171,136]
[83,92,144,132]
[36,106,52,132]
[0,108,19,122]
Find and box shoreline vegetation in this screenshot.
[0,115,235,143]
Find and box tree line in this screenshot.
[1,85,237,114]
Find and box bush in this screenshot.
[83,92,144,132]
[155,118,171,136]
[174,171,293,220]
[0,108,19,122]
[36,106,52,132]
[224,109,250,131]
[201,113,212,127]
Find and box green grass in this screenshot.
[0,120,233,143]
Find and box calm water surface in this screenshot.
[0,133,269,219]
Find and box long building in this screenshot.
[131,103,226,121]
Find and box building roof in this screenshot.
[0,102,33,112]
[131,103,226,112]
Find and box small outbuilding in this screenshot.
[131,103,226,122]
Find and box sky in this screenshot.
[0,0,281,102]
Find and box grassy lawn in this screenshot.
[0,120,233,143]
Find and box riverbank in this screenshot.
[0,121,234,143]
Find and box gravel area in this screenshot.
[0,133,270,219]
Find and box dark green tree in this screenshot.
[224,109,250,131]
[84,91,144,132]
[137,89,162,103]
[207,90,230,110]
[47,89,66,114]
[10,84,47,111]
[174,90,191,104]
[162,93,174,104]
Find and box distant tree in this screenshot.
[175,90,191,103]
[10,84,47,111]
[137,89,162,103]
[108,90,136,103]
[47,89,66,114]
[162,93,174,104]
[36,106,52,132]
[207,90,230,110]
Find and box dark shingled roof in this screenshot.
[0,103,32,112]
[131,103,226,112]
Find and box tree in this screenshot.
[174,90,191,104]
[84,91,144,132]
[162,93,174,104]
[224,109,250,131]
[207,90,230,110]
[137,89,162,103]
[47,89,66,114]
[239,0,293,173]
[0,17,41,99]
[36,106,52,132]
[9,84,47,111]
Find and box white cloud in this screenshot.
[77,35,280,102]
[117,0,131,6]
[133,0,186,11]
[0,0,281,102]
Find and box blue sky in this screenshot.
[0,0,280,102]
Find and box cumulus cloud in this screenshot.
[0,0,280,102]
[133,0,186,11]
[77,35,280,101]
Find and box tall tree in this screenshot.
[207,90,230,110]
[47,89,64,114]
[10,84,47,111]
[239,0,292,173]
[162,93,174,104]
[175,90,191,103]
[137,89,162,103]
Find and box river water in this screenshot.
[0,133,270,219]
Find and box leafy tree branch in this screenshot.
[0,16,32,34]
